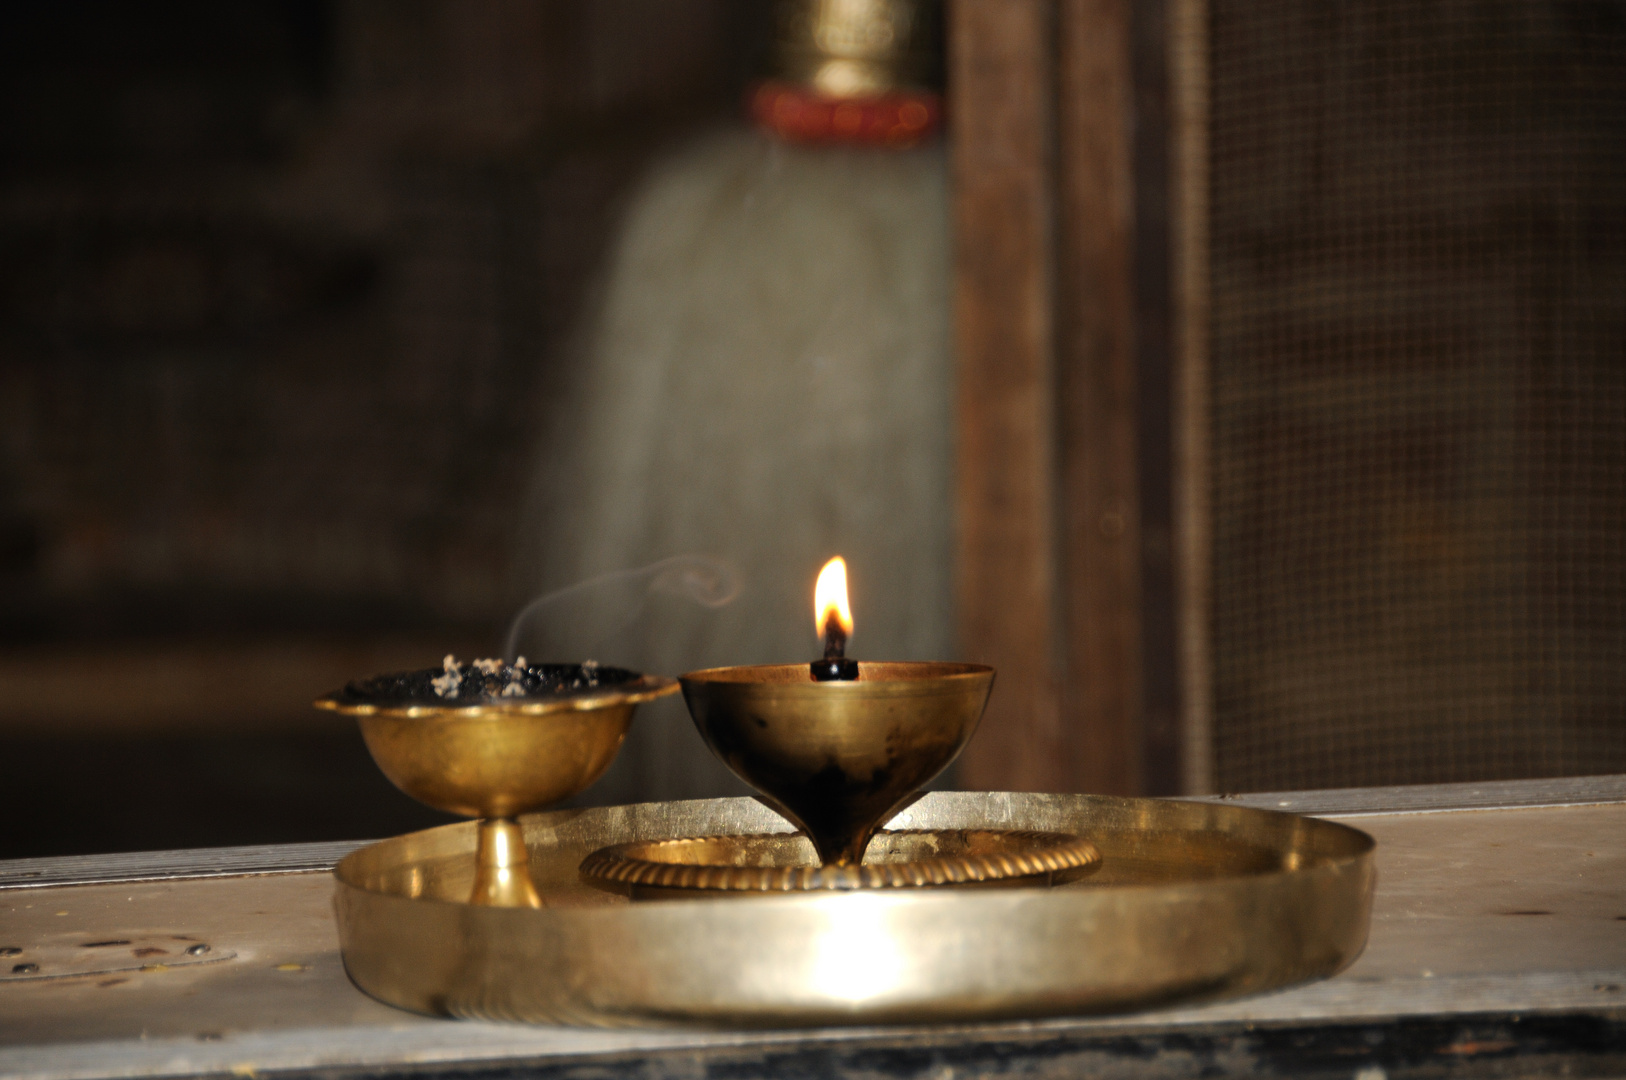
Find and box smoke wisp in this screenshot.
[504,553,742,664]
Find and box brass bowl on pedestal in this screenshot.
[317,663,677,907]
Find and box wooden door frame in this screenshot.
[950,0,1209,796]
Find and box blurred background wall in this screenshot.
[0,1,771,856]
[952,0,1624,800]
[2,0,1622,859]
[1203,0,1626,790]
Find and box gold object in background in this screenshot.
[680,661,993,865]
[333,792,1376,1025]
[770,0,941,98]
[316,673,677,907]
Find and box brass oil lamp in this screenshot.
[579,558,1100,893]
[685,557,988,866]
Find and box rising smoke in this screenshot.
[505,553,742,664]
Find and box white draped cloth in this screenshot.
[521,127,951,803]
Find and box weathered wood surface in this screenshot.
[2,777,1623,1079]
[0,773,1616,891]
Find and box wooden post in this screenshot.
[1169,0,1212,794]
[1054,0,1144,795]
[952,0,1163,795]
[949,0,1066,792]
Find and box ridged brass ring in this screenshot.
[579,829,1102,893]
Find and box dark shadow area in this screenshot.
[0,730,459,860]
[0,1,769,857]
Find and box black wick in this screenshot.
[811,612,859,681]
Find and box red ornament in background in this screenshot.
[750,80,942,147]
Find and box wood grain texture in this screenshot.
[949,0,1065,791]
[952,0,1163,795]
[1054,0,1145,794]
[1169,0,1212,794]
[1129,0,1183,797]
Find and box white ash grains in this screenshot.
[343,660,636,706]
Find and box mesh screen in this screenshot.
[1208,0,1626,790]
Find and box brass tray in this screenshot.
[333,792,1375,1027]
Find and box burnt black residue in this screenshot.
[778,758,898,854]
[338,663,638,706]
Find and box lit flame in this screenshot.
[814,556,854,639]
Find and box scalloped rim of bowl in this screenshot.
[314,673,679,719]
